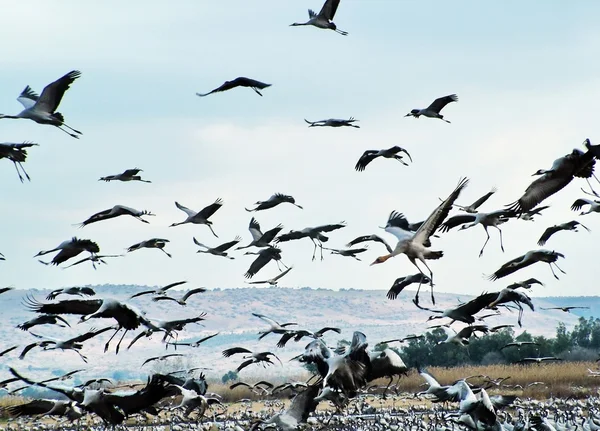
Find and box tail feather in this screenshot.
[426,251,443,260]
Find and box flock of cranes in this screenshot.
[1,0,600,430]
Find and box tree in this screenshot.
[221,370,238,384]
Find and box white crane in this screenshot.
[404,94,458,123]
[355,146,412,171]
[0,70,82,138]
[78,205,154,227]
[246,193,303,212]
[290,0,348,35]
[537,220,590,245]
[246,266,293,286]
[35,237,100,266]
[487,249,565,281]
[99,168,151,183]
[571,198,600,215]
[275,222,346,261]
[0,142,38,182]
[127,238,172,258]
[430,324,489,346]
[170,199,223,237]
[371,178,469,304]
[439,210,515,257]
[193,236,242,259]
[252,313,298,340]
[304,117,358,128]
[236,218,283,250]
[450,187,498,213]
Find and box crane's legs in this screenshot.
[496,226,505,252]
[54,125,80,139]
[394,156,409,166]
[251,87,264,97]
[479,226,491,257]
[549,262,566,279]
[14,161,30,182]
[159,248,172,258]
[410,258,435,305]
[207,224,219,238]
[62,122,82,135]
[335,28,348,35]
[114,329,129,354]
[104,328,122,353]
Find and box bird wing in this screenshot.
[17,86,39,109]
[276,332,297,348]
[5,399,57,418]
[68,326,115,343]
[387,278,409,300]
[272,266,293,281]
[223,347,252,357]
[180,287,207,302]
[284,385,320,425]
[260,224,284,244]
[23,296,102,316]
[213,237,242,252]
[414,177,469,245]
[276,231,307,242]
[314,327,341,337]
[36,70,81,114]
[427,94,458,113]
[487,253,533,281]
[174,201,197,217]
[252,313,280,327]
[236,359,255,372]
[314,221,346,233]
[192,332,219,346]
[244,252,273,278]
[121,168,142,177]
[129,290,154,299]
[439,214,476,233]
[571,198,594,211]
[508,174,573,213]
[318,0,340,20]
[196,81,237,97]
[354,151,378,172]
[198,198,224,219]
[385,210,411,230]
[537,226,560,246]
[469,188,497,210]
[248,217,263,241]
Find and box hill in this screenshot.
[0,285,594,386]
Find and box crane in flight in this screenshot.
[290,0,348,35]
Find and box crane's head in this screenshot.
[370,255,392,265]
[531,169,548,176]
[405,109,420,118]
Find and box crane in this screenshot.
[290,0,348,35]
[404,94,458,123]
[196,77,271,97]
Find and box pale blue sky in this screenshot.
[1,1,599,297]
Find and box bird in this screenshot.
[507,147,597,214]
[275,327,341,348]
[244,247,288,278]
[0,286,14,294]
[151,287,207,306]
[571,198,600,215]
[0,70,82,138]
[222,347,282,372]
[304,117,358,127]
[46,287,96,301]
[193,236,242,259]
[354,146,412,171]
[487,249,566,281]
[250,385,320,431]
[196,77,271,97]
[229,381,274,396]
[346,234,392,253]
[290,0,348,35]
[517,205,551,221]
[486,288,535,327]
[416,292,500,325]
[371,177,469,304]
[500,341,539,350]
[537,220,590,245]
[404,94,458,123]
[24,296,158,353]
[439,210,515,257]
[386,274,432,300]
[20,326,116,362]
[515,357,562,365]
[540,306,590,313]
[170,199,223,237]
[322,246,368,261]
[141,353,185,367]
[236,218,283,250]
[61,254,124,270]
[35,238,100,266]
[129,281,188,300]
[432,324,489,346]
[378,334,424,345]
[78,205,154,227]
[0,142,38,182]
[275,222,346,261]
[167,333,219,348]
[506,278,544,289]
[99,168,151,183]
[246,193,303,212]
[450,187,498,213]
[252,313,298,340]
[127,238,172,258]
[17,314,71,331]
[246,266,294,286]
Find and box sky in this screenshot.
[1,1,600,298]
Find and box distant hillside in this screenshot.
[0,285,593,386]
